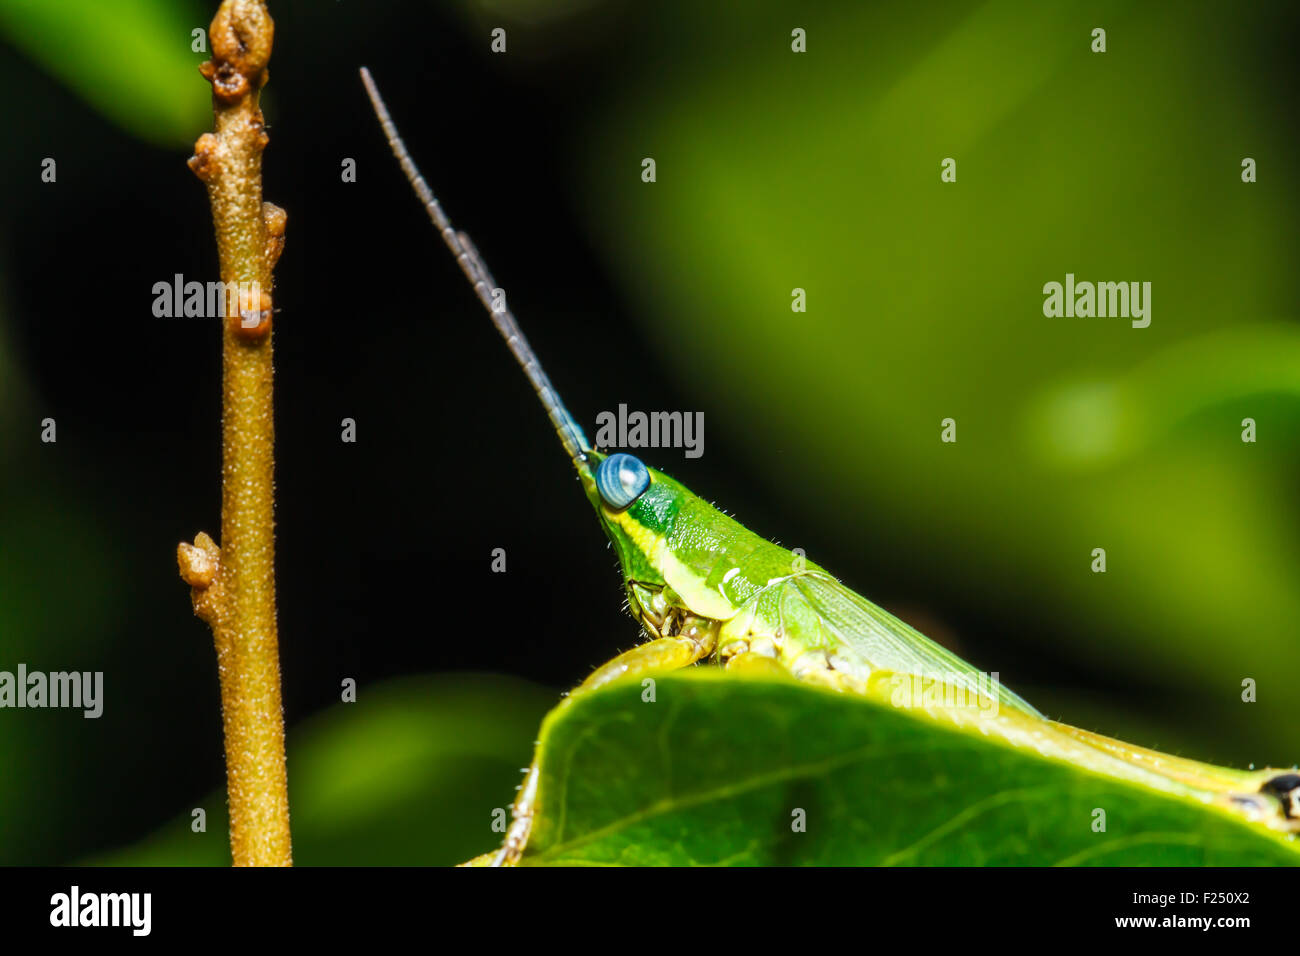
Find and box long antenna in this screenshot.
[359,67,590,464]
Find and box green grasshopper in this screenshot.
[360,69,1300,866]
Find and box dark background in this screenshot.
[1,0,1297,864]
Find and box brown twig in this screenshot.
[177,0,291,867]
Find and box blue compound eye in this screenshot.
[596,453,650,510]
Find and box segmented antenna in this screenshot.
[359,67,590,463]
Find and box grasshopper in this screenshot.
[360,69,1300,866]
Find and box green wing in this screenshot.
[781,572,1043,718]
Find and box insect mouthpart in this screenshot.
[628,581,670,633]
[629,581,718,647]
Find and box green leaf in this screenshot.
[522,671,1300,866]
[0,0,209,147]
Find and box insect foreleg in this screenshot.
[579,633,715,692]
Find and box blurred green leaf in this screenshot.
[0,0,209,146]
[522,672,1300,865]
[92,673,554,866]
[1025,323,1300,468]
